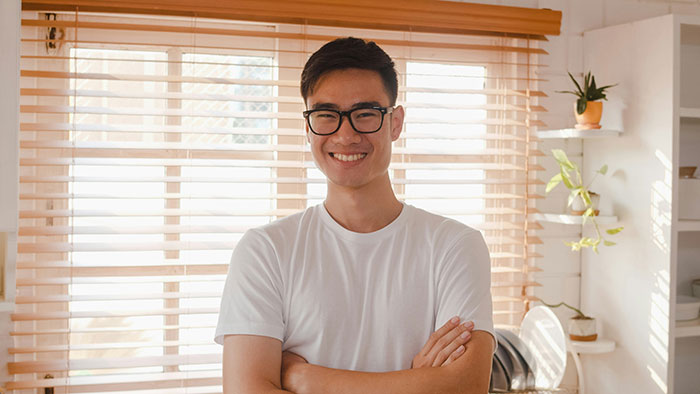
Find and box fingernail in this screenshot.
[450,316,460,324]
[456,345,465,353]
[464,321,474,328]
[461,331,470,339]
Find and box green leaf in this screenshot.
[592,244,599,253]
[546,173,563,194]
[604,240,617,246]
[606,226,624,235]
[565,241,582,252]
[581,189,592,206]
[568,72,584,96]
[561,169,575,189]
[556,90,581,96]
[588,75,598,100]
[567,188,581,207]
[599,165,608,175]
[552,149,575,170]
[576,98,587,115]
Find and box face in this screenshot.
[305,68,404,191]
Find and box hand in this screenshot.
[411,317,474,368]
[281,351,308,392]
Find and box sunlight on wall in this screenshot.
[647,148,673,394]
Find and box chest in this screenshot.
[280,236,436,369]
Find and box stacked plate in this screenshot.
[489,306,567,392]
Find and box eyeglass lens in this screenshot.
[308,108,383,134]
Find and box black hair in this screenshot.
[300,37,398,106]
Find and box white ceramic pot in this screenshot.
[570,192,600,216]
[676,295,700,321]
[692,279,700,298]
[568,317,597,341]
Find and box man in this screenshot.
[215,37,495,394]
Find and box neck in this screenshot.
[323,174,403,233]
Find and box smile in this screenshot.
[330,153,367,162]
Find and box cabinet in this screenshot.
[578,14,700,394]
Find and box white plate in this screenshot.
[519,306,567,389]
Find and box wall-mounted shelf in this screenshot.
[677,220,700,232]
[569,338,616,354]
[531,213,619,225]
[680,107,700,119]
[537,129,622,139]
[675,317,700,338]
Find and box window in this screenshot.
[12,9,549,392]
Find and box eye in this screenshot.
[353,109,380,119]
[313,111,338,120]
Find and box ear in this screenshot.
[305,122,311,144]
[390,105,405,142]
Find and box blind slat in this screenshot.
[5,370,220,391]
[21,88,550,104]
[8,353,221,374]
[21,140,537,155]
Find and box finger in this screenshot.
[418,316,461,356]
[429,322,473,366]
[432,327,471,366]
[441,344,466,367]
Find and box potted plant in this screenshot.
[557,71,617,129]
[540,300,598,342]
[546,149,624,253]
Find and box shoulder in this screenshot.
[237,205,320,252]
[404,204,483,245]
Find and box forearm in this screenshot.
[287,363,470,394]
[224,378,295,394]
[283,331,493,394]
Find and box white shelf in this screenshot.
[677,220,700,232]
[537,128,622,139]
[531,213,619,225]
[675,317,700,338]
[569,338,616,354]
[680,107,700,119]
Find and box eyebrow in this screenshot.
[310,101,382,110]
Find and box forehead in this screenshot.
[306,68,390,106]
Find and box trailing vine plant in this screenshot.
[546,149,624,253]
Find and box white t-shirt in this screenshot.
[215,203,494,372]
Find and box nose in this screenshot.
[331,114,361,144]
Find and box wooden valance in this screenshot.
[22,0,562,38]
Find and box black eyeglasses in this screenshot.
[303,106,394,135]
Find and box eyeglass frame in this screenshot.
[302,106,395,136]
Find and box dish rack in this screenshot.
[490,387,578,394]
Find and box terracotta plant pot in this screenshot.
[568,316,597,341]
[574,101,603,129]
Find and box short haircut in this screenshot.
[300,37,398,106]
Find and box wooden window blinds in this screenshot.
[10,4,559,393]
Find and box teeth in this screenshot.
[333,153,367,162]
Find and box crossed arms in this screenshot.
[222,318,494,394]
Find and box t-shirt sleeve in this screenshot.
[214,229,285,345]
[435,229,496,351]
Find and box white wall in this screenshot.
[0,0,20,388]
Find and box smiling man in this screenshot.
[215,37,495,394]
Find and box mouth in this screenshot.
[329,152,367,162]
